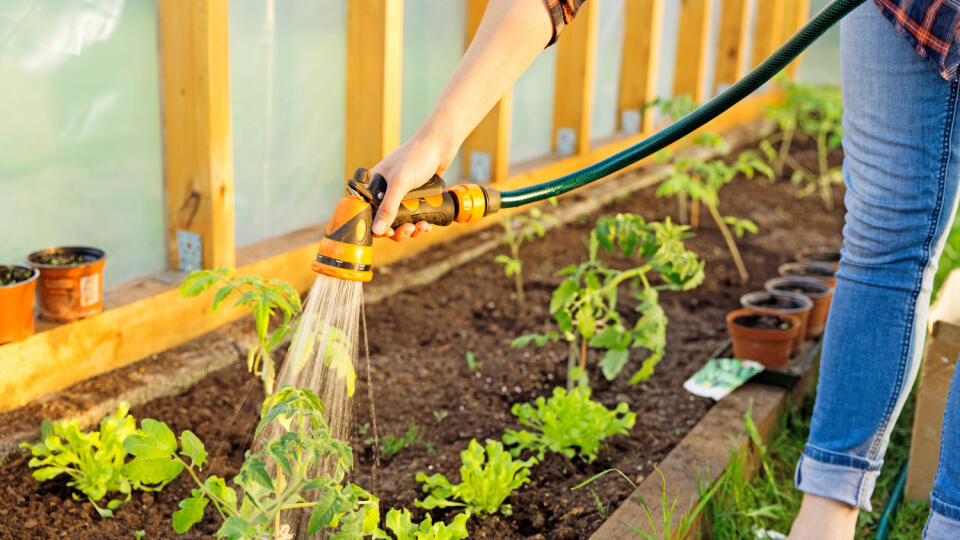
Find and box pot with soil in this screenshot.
[27,246,106,322]
[796,246,841,269]
[778,261,837,287]
[765,277,833,338]
[740,290,813,354]
[726,309,801,370]
[0,265,39,344]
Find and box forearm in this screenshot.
[415,0,553,158]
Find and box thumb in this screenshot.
[372,175,409,236]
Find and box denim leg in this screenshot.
[794,3,960,513]
[925,353,960,538]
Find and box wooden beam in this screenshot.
[784,0,811,79]
[0,93,781,414]
[461,0,512,183]
[673,0,715,103]
[158,0,236,270]
[712,0,750,94]
[552,0,599,156]
[345,0,404,179]
[752,0,787,69]
[618,0,664,134]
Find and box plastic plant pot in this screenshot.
[765,277,834,338]
[740,290,813,354]
[0,265,39,344]
[27,246,106,322]
[726,309,801,370]
[778,261,837,287]
[795,247,841,269]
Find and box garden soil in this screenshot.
[0,145,844,539]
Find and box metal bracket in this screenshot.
[469,151,491,183]
[176,230,202,272]
[621,109,641,135]
[556,128,577,156]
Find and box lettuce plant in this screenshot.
[385,508,469,540]
[503,385,636,462]
[416,439,536,517]
[180,268,301,393]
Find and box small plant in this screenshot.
[433,410,450,424]
[762,78,844,209]
[127,386,380,539]
[180,268,301,393]
[22,402,172,517]
[514,214,703,385]
[416,439,537,517]
[464,351,479,372]
[374,422,435,458]
[496,200,559,304]
[503,385,636,462]
[385,508,469,540]
[657,150,771,283]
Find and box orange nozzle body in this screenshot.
[311,196,373,282]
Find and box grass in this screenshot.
[934,209,960,303]
[367,421,435,458]
[701,391,929,538]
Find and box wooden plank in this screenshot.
[0,92,780,413]
[552,0,599,155]
[712,0,750,94]
[784,0,811,79]
[618,0,664,134]
[461,0,512,183]
[673,0,715,103]
[345,0,404,179]
[158,0,236,269]
[752,0,787,68]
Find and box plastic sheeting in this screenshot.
[591,0,626,141]
[0,0,165,287]
[510,46,558,165]
[229,0,347,248]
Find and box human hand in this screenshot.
[369,136,456,242]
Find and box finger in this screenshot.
[373,225,394,239]
[372,177,409,236]
[411,221,433,238]
[392,223,416,242]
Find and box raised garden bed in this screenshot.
[0,138,845,539]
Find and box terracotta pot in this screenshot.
[726,309,801,370]
[778,261,837,287]
[765,277,834,338]
[0,266,39,344]
[27,246,106,322]
[795,247,841,270]
[740,290,813,354]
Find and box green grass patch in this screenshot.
[934,210,960,302]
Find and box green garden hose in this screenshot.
[499,0,866,209]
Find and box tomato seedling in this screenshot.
[496,199,559,305]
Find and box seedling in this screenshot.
[22,403,171,518]
[373,422,434,458]
[503,385,636,462]
[464,351,479,372]
[657,150,772,283]
[416,439,537,517]
[496,199,559,304]
[180,268,301,393]
[125,386,380,539]
[513,214,703,386]
[433,410,450,424]
[385,508,469,540]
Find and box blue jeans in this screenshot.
[793,4,960,537]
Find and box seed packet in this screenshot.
[683,358,764,401]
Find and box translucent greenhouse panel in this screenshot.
[797,0,841,84]
[402,0,466,181]
[654,0,682,127]
[510,46,558,165]
[229,0,346,248]
[0,0,165,287]
[591,0,625,141]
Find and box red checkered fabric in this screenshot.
[875,0,960,80]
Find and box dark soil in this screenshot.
[768,279,830,297]
[747,292,807,310]
[28,247,104,267]
[796,247,841,265]
[0,140,845,539]
[781,262,837,278]
[0,265,33,286]
[733,314,794,330]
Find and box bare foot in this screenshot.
[787,493,859,540]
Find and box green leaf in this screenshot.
[203,476,238,509]
[123,457,183,485]
[216,516,254,540]
[179,430,207,469]
[172,490,208,533]
[599,349,630,380]
[124,419,177,459]
[550,278,579,314]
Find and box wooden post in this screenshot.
[158,0,236,270]
[712,0,750,94]
[673,0,715,103]
[346,0,404,180]
[618,0,664,134]
[552,0,599,156]
[752,0,787,68]
[461,0,512,183]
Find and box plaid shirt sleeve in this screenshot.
[875,0,960,80]
[543,0,586,46]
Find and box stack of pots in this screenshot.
[726,246,839,370]
[0,246,106,345]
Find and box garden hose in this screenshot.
[314,0,865,282]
